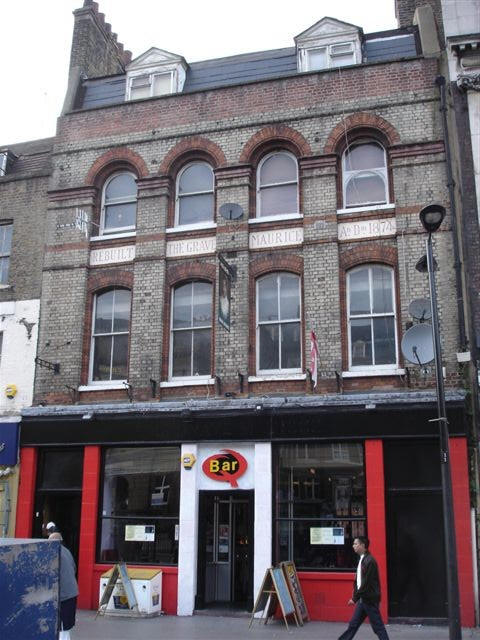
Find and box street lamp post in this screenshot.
[419,204,462,640]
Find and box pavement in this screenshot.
[71,610,480,640]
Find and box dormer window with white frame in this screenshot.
[125,47,187,101]
[295,17,362,73]
[129,72,173,100]
[305,42,355,71]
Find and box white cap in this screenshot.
[46,521,56,530]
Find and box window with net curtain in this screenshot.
[257,152,298,217]
[275,443,366,570]
[176,162,214,226]
[170,281,212,378]
[347,265,397,369]
[90,288,131,382]
[256,273,301,373]
[98,447,180,565]
[101,172,137,234]
[342,141,388,208]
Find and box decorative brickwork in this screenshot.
[159,137,227,175]
[85,148,149,186]
[239,125,312,164]
[324,113,401,154]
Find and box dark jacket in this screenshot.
[352,552,381,605]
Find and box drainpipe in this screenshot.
[435,75,467,349]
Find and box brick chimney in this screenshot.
[68,0,131,79]
[394,0,444,43]
[62,1,132,113]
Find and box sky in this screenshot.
[0,0,397,146]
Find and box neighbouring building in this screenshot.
[11,0,477,626]
[0,139,52,537]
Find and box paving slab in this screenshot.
[72,610,480,640]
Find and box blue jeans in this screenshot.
[338,599,390,640]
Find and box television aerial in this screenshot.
[401,323,434,365]
[408,298,432,322]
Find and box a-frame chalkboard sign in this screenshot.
[249,567,299,631]
[96,563,139,618]
[280,561,309,625]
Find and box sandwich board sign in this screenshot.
[249,567,299,631]
[280,561,309,624]
[96,563,138,618]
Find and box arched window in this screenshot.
[90,288,131,382]
[101,172,137,235]
[342,141,388,208]
[256,272,301,373]
[347,265,397,369]
[170,281,212,378]
[175,162,214,226]
[257,152,299,217]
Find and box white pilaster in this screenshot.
[253,442,272,600]
[177,443,199,615]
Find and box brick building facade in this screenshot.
[11,0,477,626]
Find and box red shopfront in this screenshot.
[16,397,476,626]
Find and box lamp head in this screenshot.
[419,204,445,233]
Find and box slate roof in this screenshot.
[0,137,53,179]
[77,27,419,111]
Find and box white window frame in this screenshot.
[256,272,302,375]
[89,288,131,385]
[0,223,12,285]
[100,172,137,236]
[127,71,174,100]
[169,281,213,381]
[256,151,299,218]
[342,142,389,208]
[305,41,356,71]
[175,162,214,227]
[347,265,398,372]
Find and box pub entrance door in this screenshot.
[196,490,254,611]
[384,440,447,622]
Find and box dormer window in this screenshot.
[129,72,173,100]
[305,42,355,71]
[295,17,361,73]
[125,47,187,101]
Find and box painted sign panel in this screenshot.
[337,218,396,242]
[202,449,248,487]
[249,227,303,250]
[166,236,216,258]
[90,245,135,266]
[0,422,19,466]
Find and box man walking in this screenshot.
[338,536,390,640]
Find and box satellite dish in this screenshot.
[401,323,434,365]
[408,298,432,321]
[219,203,243,220]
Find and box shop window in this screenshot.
[257,152,298,218]
[175,162,214,226]
[274,443,366,570]
[347,265,397,370]
[0,223,13,284]
[101,172,137,235]
[342,141,388,208]
[90,288,131,383]
[170,280,212,379]
[256,273,301,374]
[98,447,180,565]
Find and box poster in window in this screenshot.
[218,264,231,331]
